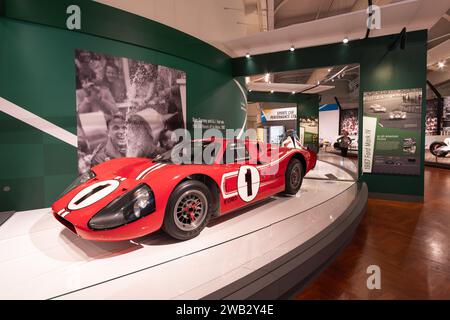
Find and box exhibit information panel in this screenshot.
[363,88,422,175]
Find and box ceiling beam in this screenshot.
[428,69,450,86]
[307,68,332,85]
[428,38,450,67]
[351,0,393,11]
[267,0,275,30]
[274,0,290,15]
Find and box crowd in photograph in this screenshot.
[75,49,185,173]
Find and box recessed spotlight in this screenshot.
[249,89,252,92]
[332,78,335,82]
[290,45,295,52]
[317,81,320,85]
[246,53,250,58]
[292,91,296,94]
[343,37,349,44]
[265,73,270,83]
[438,61,445,69]
[327,68,331,72]
[270,90,274,93]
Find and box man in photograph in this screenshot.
[90,113,128,166]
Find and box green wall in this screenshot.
[235,31,427,199]
[0,0,245,211]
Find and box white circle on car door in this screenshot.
[237,166,260,202]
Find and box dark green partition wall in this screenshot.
[235,31,427,200]
[0,0,245,211]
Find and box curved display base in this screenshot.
[0,161,367,299]
[205,182,367,299]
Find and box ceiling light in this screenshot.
[438,61,445,69]
[327,68,331,72]
[292,91,296,94]
[246,53,250,58]
[332,78,335,82]
[265,73,270,83]
[317,81,320,85]
[290,45,295,52]
[343,37,349,44]
[249,89,252,92]
[270,90,274,93]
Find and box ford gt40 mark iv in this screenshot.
[52,138,317,241]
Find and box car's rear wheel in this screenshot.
[163,180,212,240]
[284,158,304,195]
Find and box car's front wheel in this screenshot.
[163,180,212,240]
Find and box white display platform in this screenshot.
[0,161,361,299]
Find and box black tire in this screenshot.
[284,158,304,195]
[162,180,212,240]
[430,142,446,157]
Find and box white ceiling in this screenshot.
[224,0,450,57]
[96,0,450,93]
[96,0,449,60]
[95,0,266,56]
[274,0,400,28]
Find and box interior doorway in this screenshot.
[244,63,360,182]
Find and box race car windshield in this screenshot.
[153,141,221,165]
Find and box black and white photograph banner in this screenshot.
[75,49,186,173]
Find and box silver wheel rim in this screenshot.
[290,163,301,189]
[173,190,208,231]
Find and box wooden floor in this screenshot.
[296,166,450,300]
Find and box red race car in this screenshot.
[52,138,316,241]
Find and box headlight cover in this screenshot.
[61,170,96,197]
[88,184,155,230]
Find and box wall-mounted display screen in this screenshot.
[362,88,422,175]
[75,49,186,173]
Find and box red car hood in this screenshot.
[51,158,173,229]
